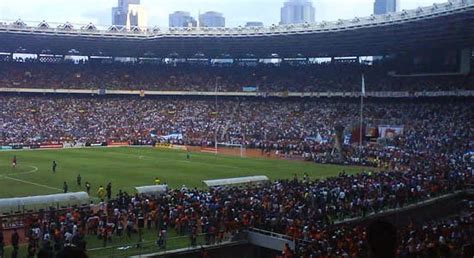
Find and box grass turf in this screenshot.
[0,147,364,199]
[0,147,366,257]
[3,228,205,258]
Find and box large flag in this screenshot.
[361,74,366,96]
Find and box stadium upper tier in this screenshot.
[0,62,472,93]
[0,1,473,57]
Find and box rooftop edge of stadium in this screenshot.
[0,0,472,38]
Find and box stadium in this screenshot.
[0,0,473,257]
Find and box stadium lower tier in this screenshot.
[1,94,472,170]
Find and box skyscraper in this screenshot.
[112,0,147,29]
[199,11,225,27]
[373,0,400,15]
[169,11,197,28]
[280,0,315,25]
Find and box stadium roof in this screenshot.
[134,185,168,195]
[203,176,270,188]
[0,192,89,213]
[0,1,473,58]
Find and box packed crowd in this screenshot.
[1,95,472,166]
[0,170,471,258]
[296,214,473,258]
[0,61,472,92]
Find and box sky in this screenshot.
[0,0,448,28]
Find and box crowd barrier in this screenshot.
[39,144,63,149]
[0,143,181,151]
[107,142,130,147]
[0,143,128,151]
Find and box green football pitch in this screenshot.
[0,147,364,199]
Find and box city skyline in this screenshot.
[199,11,225,27]
[0,0,448,28]
[112,0,148,28]
[169,11,197,27]
[374,0,400,14]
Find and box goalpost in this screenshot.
[217,142,246,158]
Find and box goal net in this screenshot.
[217,143,246,158]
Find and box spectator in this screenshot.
[10,229,19,251]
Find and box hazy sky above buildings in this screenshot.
[0,0,448,27]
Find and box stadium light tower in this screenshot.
[360,74,366,147]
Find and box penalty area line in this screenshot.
[2,176,62,192]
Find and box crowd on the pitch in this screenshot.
[0,60,472,92]
[295,213,473,258]
[1,170,471,258]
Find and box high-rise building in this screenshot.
[169,11,197,28]
[199,11,225,27]
[120,0,140,6]
[280,0,315,25]
[112,0,148,29]
[373,0,400,15]
[245,21,264,27]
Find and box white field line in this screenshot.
[3,165,39,176]
[0,165,111,202]
[2,175,101,201]
[2,176,62,191]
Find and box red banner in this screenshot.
[107,142,130,147]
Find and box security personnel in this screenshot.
[97,185,105,199]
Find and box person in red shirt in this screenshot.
[282,243,294,258]
[12,155,17,168]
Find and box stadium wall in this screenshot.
[338,190,473,227]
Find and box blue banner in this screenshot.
[242,86,257,92]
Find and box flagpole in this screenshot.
[214,77,220,155]
[359,74,365,147]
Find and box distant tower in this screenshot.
[112,0,148,30]
[280,0,315,25]
[373,0,400,15]
[199,11,225,27]
[169,11,197,27]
